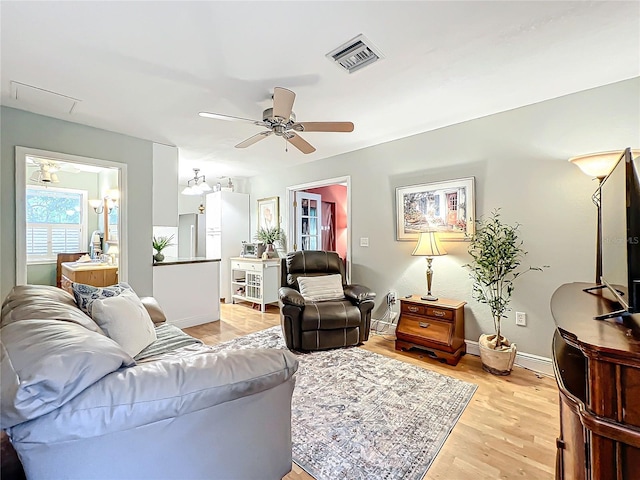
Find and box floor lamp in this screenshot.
[569,151,624,284]
[412,231,447,301]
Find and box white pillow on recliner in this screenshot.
[297,274,345,302]
[91,290,157,357]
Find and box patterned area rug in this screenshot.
[208,327,477,480]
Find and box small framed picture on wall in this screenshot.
[257,196,279,230]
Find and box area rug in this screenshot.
[208,327,477,480]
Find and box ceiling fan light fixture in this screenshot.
[200,87,354,154]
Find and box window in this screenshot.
[26,186,88,263]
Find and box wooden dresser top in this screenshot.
[401,295,466,309]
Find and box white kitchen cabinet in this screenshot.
[153,259,220,328]
[230,257,280,312]
[205,192,250,302]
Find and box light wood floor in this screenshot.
[185,303,559,480]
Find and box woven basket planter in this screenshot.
[478,334,517,375]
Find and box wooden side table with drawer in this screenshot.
[395,296,466,366]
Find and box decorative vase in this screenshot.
[266,243,275,258]
[153,252,165,263]
[478,333,517,375]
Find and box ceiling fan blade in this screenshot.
[272,87,296,120]
[199,111,266,127]
[292,121,354,133]
[285,132,316,154]
[235,131,273,148]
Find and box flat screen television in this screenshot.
[599,147,640,316]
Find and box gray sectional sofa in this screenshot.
[1,284,298,480]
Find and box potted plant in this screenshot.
[152,234,174,263]
[464,210,546,375]
[254,226,283,258]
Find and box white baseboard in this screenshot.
[170,314,219,329]
[371,319,397,335]
[465,340,554,377]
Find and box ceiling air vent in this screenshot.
[326,34,383,74]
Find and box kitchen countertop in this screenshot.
[153,257,221,266]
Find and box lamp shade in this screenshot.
[412,231,447,257]
[568,150,639,179]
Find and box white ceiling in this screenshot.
[2,1,639,184]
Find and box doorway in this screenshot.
[286,176,350,281]
[15,147,127,286]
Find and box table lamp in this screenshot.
[412,231,447,301]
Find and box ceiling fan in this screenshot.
[27,159,81,184]
[199,87,354,154]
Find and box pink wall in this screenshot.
[306,184,347,260]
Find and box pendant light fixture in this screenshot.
[181,168,212,196]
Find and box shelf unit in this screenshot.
[230,257,280,312]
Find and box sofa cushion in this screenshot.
[297,274,345,302]
[9,348,299,442]
[0,319,134,429]
[300,299,362,331]
[140,297,167,325]
[91,290,158,357]
[0,284,103,334]
[71,282,133,317]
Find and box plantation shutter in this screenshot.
[26,186,87,263]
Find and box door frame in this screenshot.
[15,146,128,285]
[286,175,351,282]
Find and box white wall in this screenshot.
[249,78,640,358]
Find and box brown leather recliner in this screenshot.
[278,250,376,351]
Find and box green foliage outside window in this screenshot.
[26,188,82,224]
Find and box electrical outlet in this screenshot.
[515,311,527,326]
[387,291,397,305]
[387,290,398,305]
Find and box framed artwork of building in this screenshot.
[396,177,475,241]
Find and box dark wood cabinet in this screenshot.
[551,282,640,480]
[395,296,466,365]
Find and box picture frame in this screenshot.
[396,177,475,241]
[257,196,279,231]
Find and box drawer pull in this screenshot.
[408,306,419,313]
[433,310,445,317]
[419,322,430,328]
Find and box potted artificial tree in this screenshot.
[152,234,174,263]
[464,210,545,375]
[254,226,283,258]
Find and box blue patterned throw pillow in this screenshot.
[72,282,133,318]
